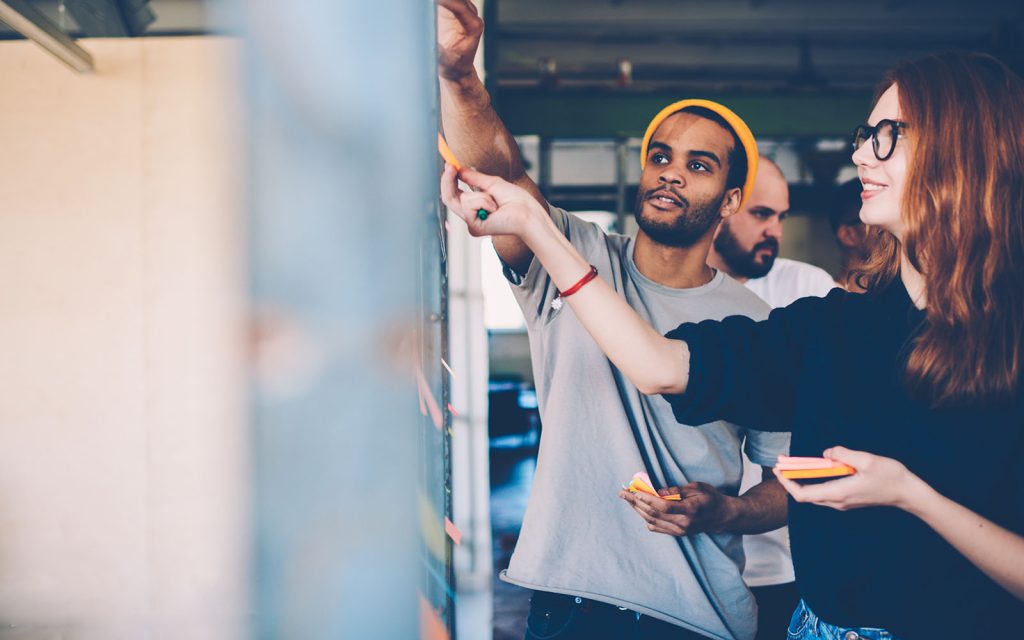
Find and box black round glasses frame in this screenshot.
[851,119,907,161]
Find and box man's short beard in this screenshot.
[633,188,725,249]
[713,220,779,279]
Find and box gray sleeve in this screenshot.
[501,206,609,326]
[743,429,791,467]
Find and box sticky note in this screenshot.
[419,491,446,562]
[444,517,462,546]
[419,594,450,640]
[626,471,681,501]
[414,361,444,431]
[775,456,856,479]
[437,133,462,171]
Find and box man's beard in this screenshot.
[633,186,724,249]
[713,220,779,279]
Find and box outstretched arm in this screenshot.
[777,446,1024,601]
[437,0,544,274]
[442,166,690,395]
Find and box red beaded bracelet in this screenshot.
[551,265,599,310]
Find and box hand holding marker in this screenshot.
[438,134,490,220]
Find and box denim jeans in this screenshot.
[787,599,900,640]
[523,590,706,640]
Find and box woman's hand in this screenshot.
[777,446,1024,600]
[773,446,926,511]
[440,164,549,240]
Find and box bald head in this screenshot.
[755,157,785,186]
[710,156,790,280]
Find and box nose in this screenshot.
[852,135,877,168]
[766,216,783,241]
[657,162,685,186]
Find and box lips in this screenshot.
[754,239,779,257]
[646,188,685,210]
[860,177,888,200]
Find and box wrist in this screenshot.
[440,68,486,96]
[519,201,557,247]
[896,471,936,515]
[714,495,743,533]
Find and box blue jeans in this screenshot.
[787,599,900,640]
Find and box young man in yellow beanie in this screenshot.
[438,3,788,639]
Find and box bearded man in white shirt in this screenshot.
[706,157,836,640]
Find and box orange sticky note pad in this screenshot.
[626,472,681,501]
[437,134,462,171]
[444,517,462,545]
[776,456,856,479]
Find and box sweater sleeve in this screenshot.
[664,289,841,432]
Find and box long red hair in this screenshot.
[859,52,1024,406]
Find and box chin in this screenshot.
[859,203,900,229]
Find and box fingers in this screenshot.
[678,481,716,499]
[621,490,691,536]
[457,167,510,194]
[773,467,808,501]
[773,466,857,509]
[647,522,685,536]
[633,492,695,520]
[634,504,687,535]
[440,163,460,208]
[821,445,868,470]
[458,191,498,217]
[440,163,497,225]
[437,0,481,26]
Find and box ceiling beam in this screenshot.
[495,88,873,138]
[65,0,155,38]
[0,0,93,72]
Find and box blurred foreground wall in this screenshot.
[0,37,248,638]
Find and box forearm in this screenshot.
[903,478,1024,600]
[722,478,788,535]
[439,75,531,191]
[440,74,545,273]
[522,214,689,395]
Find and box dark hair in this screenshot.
[829,178,863,233]
[678,106,747,192]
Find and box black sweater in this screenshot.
[665,279,1024,638]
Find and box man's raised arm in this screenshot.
[437,0,545,274]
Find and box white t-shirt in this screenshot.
[740,258,837,587]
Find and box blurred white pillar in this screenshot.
[241,0,434,637]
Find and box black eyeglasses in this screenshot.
[851,119,907,161]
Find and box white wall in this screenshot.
[0,37,247,639]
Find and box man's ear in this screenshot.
[720,187,742,219]
[836,223,860,248]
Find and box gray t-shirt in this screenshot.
[500,207,790,640]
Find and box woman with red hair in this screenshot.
[443,51,1024,638]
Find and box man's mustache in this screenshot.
[753,238,779,254]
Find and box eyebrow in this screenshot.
[649,142,722,168]
[749,205,787,217]
[689,150,722,168]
